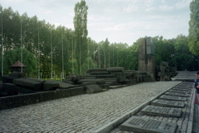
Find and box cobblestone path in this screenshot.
[0,81,180,133]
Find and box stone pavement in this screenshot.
[111,82,195,133]
[0,81,180,133]
[172,71,197,81]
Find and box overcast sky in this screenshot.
[0,0,192,45]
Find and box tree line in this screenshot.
[0,0,198,79]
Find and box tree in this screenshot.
[73,0,88,74]
[188,0,199,55]
[153,36,175,66]
[0,48,37,76]
[173,35,196,70]
[103,38,109,68]
[86,37,98,69]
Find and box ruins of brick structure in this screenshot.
[138,37,156,81]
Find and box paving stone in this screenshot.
[172,118,178,123]
[120,116,178,133]
[167,118,173,122]
[151,99,185,108]
[140,105,182,118]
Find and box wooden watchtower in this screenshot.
[10,61,26,73]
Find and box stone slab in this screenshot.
[56,81,76,89]
[85,84,103,94]
[172,87,191,91]
[152,99,185,108]
[120,116,178,133]
[13,78,44,91]
[174,85,190,88]
[107,67,124,72]
[167,90,191,94]
[172,89,191,92]
[165,92,189,97]
[16,86,36,94]
[95,75,115,78]
[43,80,59,91]
[70,86,85,96]
[79,79,105,84]
[3,83,18,96]
[140,105,182,117]
[159,95,187,101]
[89,71,110,75]
[86,68,107,73]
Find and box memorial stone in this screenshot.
[159,95,187,101]
[172,87,191,92]
[172,86,190,89]
[140,105,182,117]
[120,116,178,133]
[167,90,190,94]
[138,37,155,80]
[152,99,185,108]
[165,92,189,97]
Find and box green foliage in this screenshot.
[154,36,175,66]
[68,58,79,74]
[188,0,199,55]
[0,6,74,78]
[153,35,197,71]
[128,41,139,70]
[0,2,198,80]
[173,35,196,70]
[73,0,88,74]
[82,57,97,75]
[0,48,37,76]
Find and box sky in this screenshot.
[0,0,192,45]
